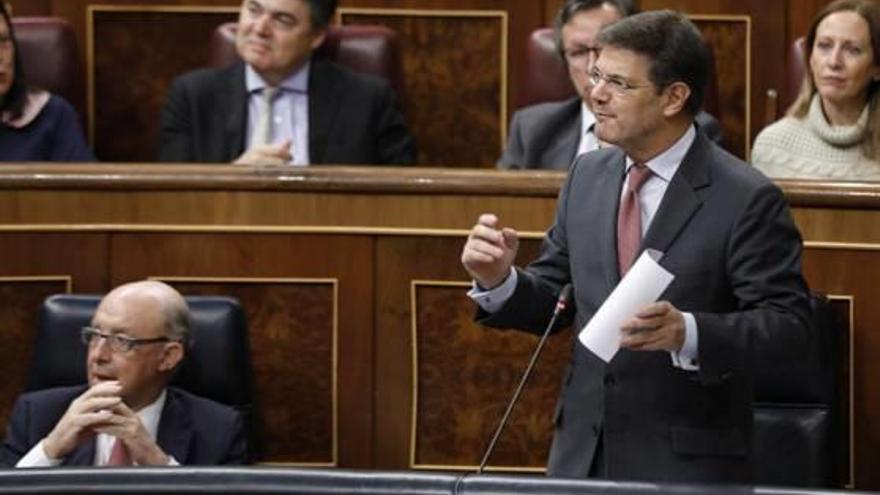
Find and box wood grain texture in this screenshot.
[412,284,571,468]
[341,12,504,167]
[372,235,545,470]
[0,279,70,430]
[162,280,336,464]
[92,9,238,161]
[693,18,747,158]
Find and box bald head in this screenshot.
[100,281,191,346]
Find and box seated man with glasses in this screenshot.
[0,280,247,467]
[498,0,722,170]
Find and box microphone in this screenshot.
[476,283,573,474]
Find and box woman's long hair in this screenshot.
[788,0,880,159]
[0,3,27,121]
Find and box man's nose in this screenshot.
[253,14,272,35]
[590,79,608,103]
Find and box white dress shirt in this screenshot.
[16,389,176,467]
[245,62,311,166]
[575,102,600,157]
[470,125,699,370]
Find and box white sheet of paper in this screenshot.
[577,249,675,362]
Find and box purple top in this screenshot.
[0,94,95,161]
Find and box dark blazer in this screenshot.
[498,97,724,170]
[158,59,415,165]
[0,385,247,466]
[480,131,811,483]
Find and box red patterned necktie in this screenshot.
[106,438,132,466]
[617,163,653,277]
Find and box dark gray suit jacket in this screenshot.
[498,97,724,170]
[0,386,247,466]
[480,132,811,483]
[158,59,415,165]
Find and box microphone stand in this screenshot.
[454,284,573,494]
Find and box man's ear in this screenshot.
[158,342,184,372]
[663,82,692,117]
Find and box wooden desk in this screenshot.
[0,165,874,488]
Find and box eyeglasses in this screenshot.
[81,327,173,353]
[588,67,652,96]
[564,46,600,66]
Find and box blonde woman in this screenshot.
[752,0,880,180]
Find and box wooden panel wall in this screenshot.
[340,9,509,166]
[0,165,876,488]
[91,8,239,161]
[6,0,837,164]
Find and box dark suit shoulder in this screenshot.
[169,64,242,94]
[17,385,85,410]
[511,97,582,127]
[309,58,394,97]
[166,387,239,424]
[164,387,246,464]
[698,134,777,190]
[569,145,625,174]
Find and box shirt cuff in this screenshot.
[467,268,517,314]
[16,439,63,468]
[670,312,699,370]
[167,455,180,466]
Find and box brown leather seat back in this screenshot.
[209,23,405,101]
[11,17,85,120]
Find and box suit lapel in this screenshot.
[156,389,193,465]
[596,153,627,287]
[307,59,342,164]
[223,64,248,160]
[543,99,583,170]
[641,133,711,255]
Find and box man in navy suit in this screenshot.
[464,11,810,483]
[0,281,246,467]
[158,0,415,166]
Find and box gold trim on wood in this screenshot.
[338,7,509,155]
[689,14,752,159]
[85,4,240,148]
[827,294,855,489]
[804,241,880,251]
[0,224,548,240]
[409,280,545,473]
[0,275,73,293]
[149,275,339,468]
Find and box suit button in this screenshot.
[603,375,615,386]
[592,424,601,436]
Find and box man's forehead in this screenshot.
[93,291,164,334]
[565,5,622,33]
[244,0,305,15]
[595,46,649,76]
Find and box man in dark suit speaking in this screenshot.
[462,11,811,483]
[498,0,722,170]
[158,0,415,166]
[0,281,246,467]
